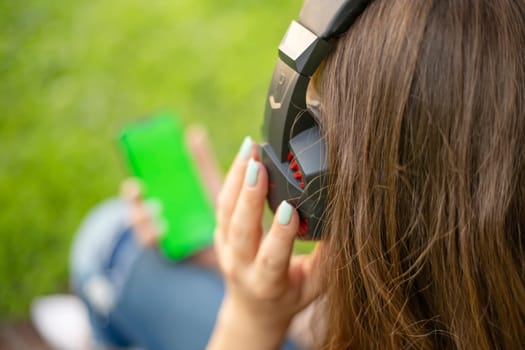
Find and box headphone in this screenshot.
[261,0,372,239]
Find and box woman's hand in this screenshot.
[120,178,164,247]
[120,125,222,267]
[208,137,322,350]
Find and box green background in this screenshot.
[0,0,303,320]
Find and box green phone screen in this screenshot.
[119,112,215,260]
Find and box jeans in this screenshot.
[71,199,299,350]
[87,247,225,349]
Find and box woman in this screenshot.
[208,1,525,349]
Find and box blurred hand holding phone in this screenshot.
[119,112,215,260]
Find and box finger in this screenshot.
[252,201,299,287]
[120,177,143,205]
[144,198,163,219]
[134,224,159,247]
[215,136,256,244]
[229,158,268,262]
[132,208,160,246]
[131,198,162,226]
[131,198,164,246]
[144,198,167,234]
[185,125,223,205]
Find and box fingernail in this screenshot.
[245,158,259,187]
[145,198,163,218]
[277,201,293,225]
[156,218,168,236]
[239,136,253,160]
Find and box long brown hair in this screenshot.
[318,0,525,348]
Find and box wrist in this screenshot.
[208,297,290,350]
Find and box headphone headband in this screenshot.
[300,0,372,38]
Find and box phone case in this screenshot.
[119,112,215,260]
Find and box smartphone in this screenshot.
[119,112,215,260]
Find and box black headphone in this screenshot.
[261,0,372,239]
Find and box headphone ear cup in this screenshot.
[288,126,327,239]
[262,126,327,240]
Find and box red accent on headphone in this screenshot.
[288,151,308,236]
[299,218,309,236]
[287,152,305,189]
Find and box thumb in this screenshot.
[290,246,323,309]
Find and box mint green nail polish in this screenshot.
[277,201,293,225]
[239,136,253,160]
[245,158,259,187]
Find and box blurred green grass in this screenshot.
[0,0,303,320]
